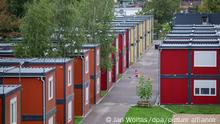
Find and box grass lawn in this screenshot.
[122,105,220,124]
[122,106,173,124]
[74,116,83,124]
[165,105,220,114]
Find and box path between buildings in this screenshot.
[172,114,220,124]
[82,43,160,124]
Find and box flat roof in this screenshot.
[159,43,220,49]
[30,58,72,64]
[0,85,21,95]
[82,44,100,48]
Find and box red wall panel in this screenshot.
[160,78,188,104]
[161,50,188,74]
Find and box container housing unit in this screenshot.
[112,22,137,65]
[113,29,127,74]
[82,44,101,104]
[25,58,74,124]
[0,67,56,124]
[160,38,220,105]
[0,85,21,124]
[70,50,91,116]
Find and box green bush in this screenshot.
[136,75,152,101]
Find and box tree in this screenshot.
[79,0,115,70]
[198,0,220,13]
[6,0,32,17]
[15,0,54,57]
[141,0,180,38]
[0,0,20,38]
[52,0,86,57]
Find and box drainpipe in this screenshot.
[80,55,85,116]
[40,77,46,124]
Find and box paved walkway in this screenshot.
[173,114,220,124]
[83,44,160,124]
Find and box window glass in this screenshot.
[194,51,217,67]
[85,56,89,74]
[48,116,53,124]
[48,77,54,100]
[201,88,209,94]
[10,97,17,124]
[68,66,72,86]
[68,101,72,122]
[86,86,89,105]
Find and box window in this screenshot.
[108,71,112,83]
[194,51,217,67]
[48,77,54,100]
[97,50,100,66]
[116,38,119,53]
[48,116,53,124]
[68,66,72,86]
[194,80,216,96]
[96,78,100,94]
[85,86,89,105]
[123,34,126,47]
[68,101,72,122]
[85,56,89,74]
[10,97,17,124]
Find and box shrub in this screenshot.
[136,75,152,101]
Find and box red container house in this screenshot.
[70,50,91,116]
[111,34,120,83]
[113,29,127,74]
[0,67,56,124]
[82,44,101,104]
[159,38,220,104]
[0,58,74,124]
[0,85,21,124]
[112,26,132,68]
[25,58,74,124]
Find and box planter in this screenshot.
[137,100,151,107]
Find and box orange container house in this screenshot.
[25,58,74,124]
[0,85,21,124]
[0,67,56,124]
[82,44,101,104]
[70,49,91,116]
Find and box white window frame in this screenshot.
[68,101,72,122]
[85,86,89,105]
[85,56,89,74]
[48,76,54,101]
[97,50,100,66]
[96,77,100,94]
[48,116,54,124]
[68,66,72,86]
[194,80,217,96]
[194,51,217,67]
[10,97,17,124]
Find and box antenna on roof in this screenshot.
[19,61,24,83]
